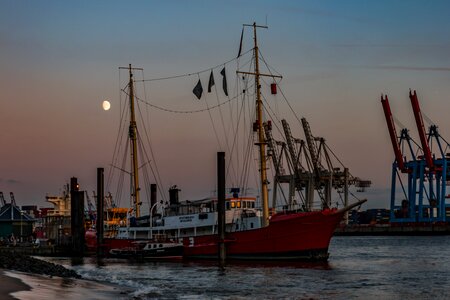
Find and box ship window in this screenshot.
[237,201,241,208]
[251,202,255,208]
[226,201,230,210]
[250,222,254,228]
[243,201,247,208]
[159,244,163,248]
[236,223,239,230]
[231,202,236,208]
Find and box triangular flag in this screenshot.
[208,70,215,93]
[193,79,203,100]
[237,27,244,58]
[220,67,228,96]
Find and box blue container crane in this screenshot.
[381,91,450,223]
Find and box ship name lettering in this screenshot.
[179,216,194,222]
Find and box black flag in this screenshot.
[237,27,244,58]
[208,70,215,93]
[193,79,203,99]
[220,67,228,96]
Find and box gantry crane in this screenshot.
[301,117,332,208]
[264,117,369,213]
[264,120,312,211]
[280,119,315,210]
[381,90,450,222]
[301,117,369,211]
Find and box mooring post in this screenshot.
[217,152,226,264]
[97,168,104,257]
[70,177,85,256]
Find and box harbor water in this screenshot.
[37,236,450,299]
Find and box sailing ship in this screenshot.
[87,23,369,260]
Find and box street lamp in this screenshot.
[149,202,159,240]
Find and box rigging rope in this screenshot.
[202,72,223,149]
[135,49,253,83]
[136,101,168,203]
[107,86,131,208]
[123,84,252,114]
[139,70,167,203]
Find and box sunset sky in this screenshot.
[2,1,450,210]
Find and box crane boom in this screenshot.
[281,119,304,177]
[264,122,282,176]
[301,117,321,178]
[381,94,407,172]
[85,191,95,214]
[409,90,434,170]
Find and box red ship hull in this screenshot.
[183,208,343,260]
[88,208,344,261]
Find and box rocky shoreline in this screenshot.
[0,252,80,278]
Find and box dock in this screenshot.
[335,223,450,236]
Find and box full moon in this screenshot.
[102,100,111,111]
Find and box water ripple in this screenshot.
[40,236,450,299]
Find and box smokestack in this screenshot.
[169,186,180,206]
[150,184,157,214]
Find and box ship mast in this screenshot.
[120,64,143,218]
[252,23,270,227]
[238,23,282,227]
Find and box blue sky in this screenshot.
[1,1,450,209]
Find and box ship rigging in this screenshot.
[88,23,370,260]
[111,23,369,216]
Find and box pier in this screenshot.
[335,223,450,236]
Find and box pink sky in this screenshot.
[2,1,450,210]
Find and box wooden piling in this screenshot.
[70,177,85,256]
[96,168,104,257]
[217,152,226,264]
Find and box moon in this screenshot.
[102,100,111,111]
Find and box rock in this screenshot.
[0,252,81,279]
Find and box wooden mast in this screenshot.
[252,23,270,227]
[127,64,141,218]
[238,23,282,227]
